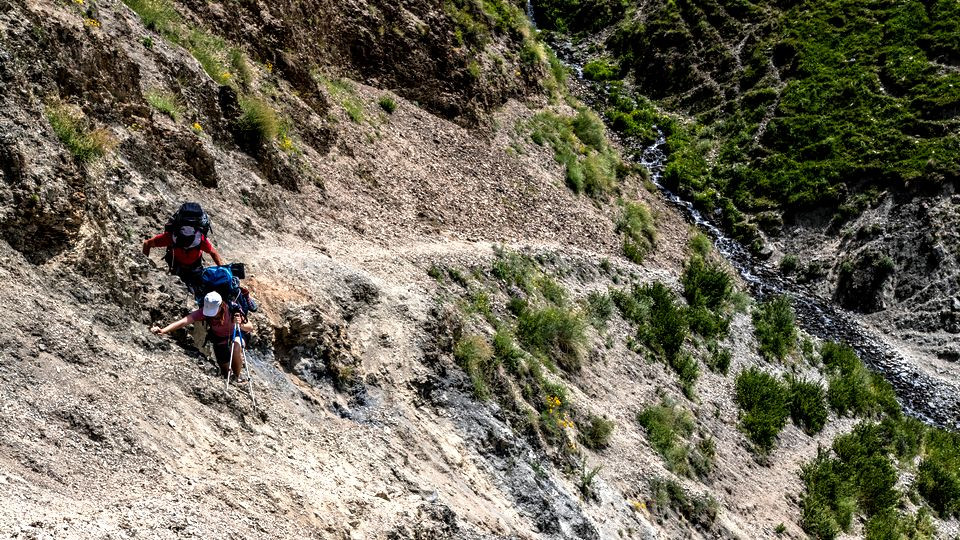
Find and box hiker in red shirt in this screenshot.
[143,203,224,292]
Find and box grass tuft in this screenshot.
[752,295,797,361]
[145,90,182,121]
[45,102,115,163]
[734,367,789,453]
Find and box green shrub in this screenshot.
[690,232,711,257]
[634,282,687,360]
[529,110,619,198]
[821,342,899,418]
[45,103,115,163]
[671,352,699,399]
[681,257,732,311]
[144,90,182,121]
[583,58,619,81]
[800,448,857,539]
[617,201,656,263]
[492,328,525,375]
[571,109,606,151]
[864,508,936,540]
[752,295,797,361]
[579,414,615,449]
[786,375,828,435]
[491,248,536,293]
[378,96,397,114]
[706,345,731,375]
[734,367,790,453]
[183,29,230,84]
[780,254,800,274]
[637,397,712,478]
[537,276,566,306]
[516,305,586,372]
[122,0,180,36]
[228,48,253,88]
[586,291,612,327]
[454,335,495,399]
[916,429,960,518]
[235,97,279,149]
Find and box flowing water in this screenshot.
[552,41,960,429]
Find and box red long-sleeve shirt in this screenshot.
[145,232,214,266]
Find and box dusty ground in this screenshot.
[1,1,959,539]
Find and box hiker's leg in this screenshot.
[213,342,231,377]
[230,336,244,376]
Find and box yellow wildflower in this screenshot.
[264,61,273,73]
[192,122,203,132]
[84,18,101,27]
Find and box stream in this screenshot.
[547,38,960,430]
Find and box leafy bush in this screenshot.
[454,335,495,399]
[916,429,960,518]
[516,305,586,372]
[681,257,732,311]
[583,58,619,81]
[145,90,182,121]
[579,414,615,449]
[45,103,115,163]
[635,282,687,360]
[378,96,397,114]
[529,110,619,198]
[786,374,828,435]
[671,352,699,399]
[734,367,789,453]
[690,232,711,257]
[638,397,712,478]
[617,201,656,263]
[799,421,931,538]
[780,254,799,274]
[235,97,279,149]
[706,344,731,375]
[752,295,797,361]
[820,342,899,418]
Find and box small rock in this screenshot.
[375,490,390,501]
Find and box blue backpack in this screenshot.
[196,264,257,315]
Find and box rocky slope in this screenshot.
[1,1,959,539]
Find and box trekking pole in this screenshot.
[225,323,238,392]
[234,320,258,411]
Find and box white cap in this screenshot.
[202,291,222,317]
[180,225,196,236]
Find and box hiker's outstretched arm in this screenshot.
[151,313,197,335]
[209,245,225,266]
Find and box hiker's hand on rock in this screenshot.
[151,326,163,335]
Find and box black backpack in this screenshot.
[164,202,211,249]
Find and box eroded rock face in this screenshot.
[273,305,362,391]
[835,250,895,313]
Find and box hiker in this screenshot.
[142,202,224,293]
[151,291,253,381]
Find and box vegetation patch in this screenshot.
[617,200,655,263]
[236,96,279,149]
[145,90,182,121]
[637,397,714,478]
[649,477,719,530]
[786,374,828,435]
[454,334,495,399]
[45,102,115,163]
[752,295,797,361]
[516,304,587,372]
[734,367,789,453]
[528,110,621,197]
[820,342,899,418]
[378,96,397,114]
[578,414,615,450]
[681,255,733,340]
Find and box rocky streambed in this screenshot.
[552,41,960,431]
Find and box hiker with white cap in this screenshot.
[151,291,253,381]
